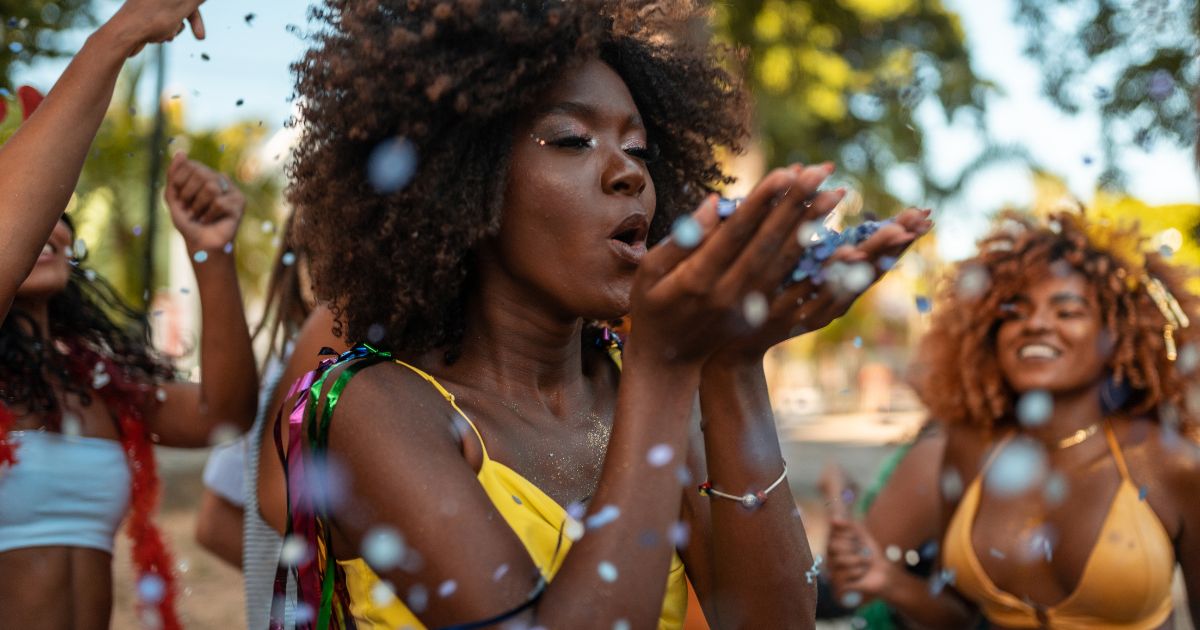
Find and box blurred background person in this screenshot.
[195,211,343,630]
[826,209,1200,629]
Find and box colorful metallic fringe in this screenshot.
[270,332,623,630]
[0,342,180,629]
[271,344,393,630]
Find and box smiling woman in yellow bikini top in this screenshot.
[941,424,1175,629]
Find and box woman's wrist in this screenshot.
[621,331,708,375]
[189,247,238,282]
[90,16,144,61]
[701,349,765,379]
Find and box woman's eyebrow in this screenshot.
[536,101,645,129]
[1049,292,1090,307]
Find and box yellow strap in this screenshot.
[392,359,489,460]
[1102,422,1132,482]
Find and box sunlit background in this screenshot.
[2,0,1196,627]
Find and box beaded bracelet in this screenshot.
[698,465,789,509]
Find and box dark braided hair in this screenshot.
[289,0,749,360]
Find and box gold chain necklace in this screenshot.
[1055,422,1102,450]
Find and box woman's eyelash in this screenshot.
[625,143,660,163]
[549,135,596,149]
[536,134,658,162]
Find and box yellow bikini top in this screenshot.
[942,424,1175,629]
[339,359,687,630]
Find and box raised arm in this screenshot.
[146,154,257,447]
[0,0,206,320]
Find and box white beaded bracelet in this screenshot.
[698,465,789,509]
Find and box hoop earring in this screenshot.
[1100,372,1132,415]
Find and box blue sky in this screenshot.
[12,0,1198,260]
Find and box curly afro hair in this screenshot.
[909,209,1200,439]
[288,0,748,358]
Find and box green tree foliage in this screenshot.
[1013,0,1199,188]
[0,1,93,88]
[71,63,284,310]
[715,0,990,215]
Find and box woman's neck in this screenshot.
[1025,382,1106,444]
[441,268,590,410]
[8,296,51,338]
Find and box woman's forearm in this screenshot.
[878,567,976,629]
[0,23,141,317]
[698,356,815,627]
[191,248,258,429]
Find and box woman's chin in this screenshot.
[15,278,68,302]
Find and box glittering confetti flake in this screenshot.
[646,443,673,467]
[367,137,419,194]
[362,526,406,570]
[670,215,702,249]
[138,574,166,604]
[279,534,310,567]
[929,568,956,595]
[586,504,620,529]
[805,554,823,584]
[597,561,618,583]
[742,292,768,327]
[1016,390,1052,427]
[983,438,1047,498]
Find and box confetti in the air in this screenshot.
[279,535,309,567]
[586,504,621,529]
[1016,390,1052,427]
[984,438,1047,498]
[367,137,419,194]
[138,574,166,604]
[671,215,703,249]
[743,292,769,327]
[362,526,406,571]
[646,443,674,467]
[597,561,618,583]
[805,555,823,584]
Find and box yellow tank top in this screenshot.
[338,360,688,629]
[942,424,1175,629]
